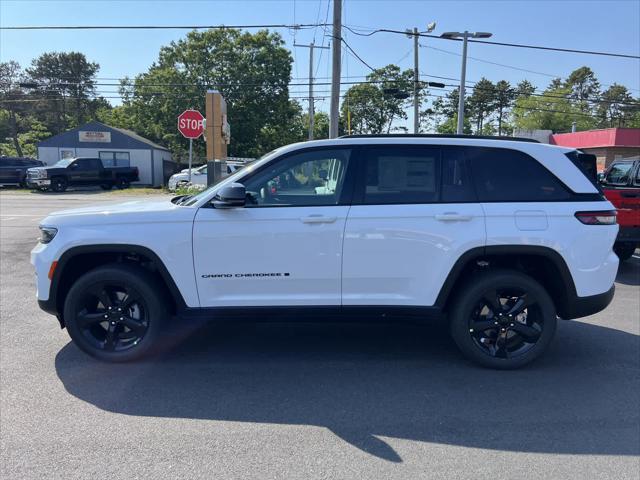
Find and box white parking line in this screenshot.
[0,214,43,217]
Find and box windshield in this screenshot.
[53,158,74,167]
[180,149,282,206]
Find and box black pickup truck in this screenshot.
[26,157,139,192]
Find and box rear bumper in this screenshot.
[561,285,615,320]
[616,226,640,243]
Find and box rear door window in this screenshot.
[358,145,439,204]
[469,147,570,202]
[441,147,477,202]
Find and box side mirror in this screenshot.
[597,172,605,183]
[212,182,246,209]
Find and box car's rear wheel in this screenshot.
[100,183,112,190]
[51,177,67,192]
[116,177,130,189]
[449,270,557,369]
[614,242,636,261]
[63,264,168,362]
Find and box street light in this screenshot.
[440,31,493,134]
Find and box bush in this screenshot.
[173,184,207,196]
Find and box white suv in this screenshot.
[32,135,618,368]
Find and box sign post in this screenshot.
[177,109,205,184]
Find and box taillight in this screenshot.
[575,210,617,225]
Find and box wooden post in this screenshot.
[205,90,228,161]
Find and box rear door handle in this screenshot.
[300,215,337,224]
[435,213,473,222]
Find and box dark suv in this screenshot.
[0,157,44,187]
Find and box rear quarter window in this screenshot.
[468,147,571,202]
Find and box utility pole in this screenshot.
[457,33,468,135]
[407,23,435,134]
[441,30,493,134]
[413,27,419,134]
[329,0,342,138]
[294,41,329,140]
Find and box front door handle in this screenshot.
[435,213,473,222]
[300,215,337,224]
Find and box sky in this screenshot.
[1,0,639,129]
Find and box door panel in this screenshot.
[0,159,20,183]
[342,203,485,305]
[342,144,486,306]
[193,146,354,307]
[193,206,350,306]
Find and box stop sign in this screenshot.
[177,109,205,139]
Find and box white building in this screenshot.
[37,121,175,187]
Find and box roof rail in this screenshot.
[339,133,540,143]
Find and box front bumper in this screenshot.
[27,179,51,188]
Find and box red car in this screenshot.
[601,159,640,261]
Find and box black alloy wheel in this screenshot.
[449,270,557,369]
[64,264,168,362]
[75,283,150,352]
[468,288,543,359]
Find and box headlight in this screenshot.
[39,226,58,244]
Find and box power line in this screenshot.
[16,76,637,107]
[342,25,640,60]
[0,23,329,31]
[421,44,640,93]
[340,37,375,71]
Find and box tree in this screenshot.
[597,84,639,127]
[115,29,297,158]
[564,66,600,112]
[0,61,27,156]
[513,82,596,132]
[427,87,472,134]
[516,80,536,98]
[467,78,496,134]
[493,80,516,135]
[341,64,415,134]
[26,52,99,132]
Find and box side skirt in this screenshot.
[178,305,445,323]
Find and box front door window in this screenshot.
[242,149,351,207]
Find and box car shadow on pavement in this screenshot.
[55,318,639,463]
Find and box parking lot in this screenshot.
[1,190,639,479]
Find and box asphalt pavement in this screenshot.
[1,190,639,479]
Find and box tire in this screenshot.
[449,269,557,369]
[614,242,636,262]
[51,177,67,192]
[116,177,130,189]
[63,264,169,362]
[100,183,113,191]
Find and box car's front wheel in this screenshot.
[50,177,67,192]
[63,264,168,362]
[449,270,557,369]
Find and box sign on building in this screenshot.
[79,131,111,143]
